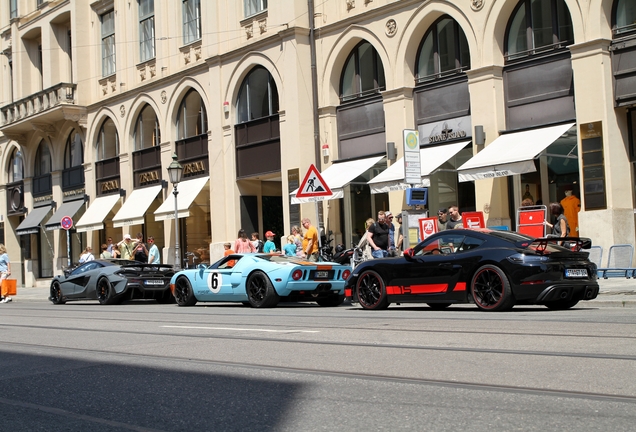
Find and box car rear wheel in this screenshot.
[49,281,65,305]
[174,277,197,306]
[316,294,345,307]
[96,278,118,305]
[247,271,279,308]
[545,299,579,310]
[427,303,451,310]
[356,270,389,310]
[470,265,514,311]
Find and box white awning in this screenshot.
[112,185,162,228]
[16,205,53,235]
[368,141,470,194]
[75,194,121,233]
[290,156,384,204]
[457,123,575,182]
[154,176,209,221]
[44,199,86,231]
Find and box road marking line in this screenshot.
[162,325,319,333]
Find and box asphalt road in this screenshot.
[0,300,635,431]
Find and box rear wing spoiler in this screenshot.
[515,237,592,253]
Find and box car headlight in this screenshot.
[507,253,549,264]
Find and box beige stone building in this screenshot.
[0,0,634,286]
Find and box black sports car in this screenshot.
[49,259,176,305]
[345,229,599,311]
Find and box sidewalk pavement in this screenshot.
[3,277,636,307]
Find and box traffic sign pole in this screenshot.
[61,216,74,269]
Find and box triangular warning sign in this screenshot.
[296,164,333,198]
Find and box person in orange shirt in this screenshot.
[223,242,236,267]
[560,187,581,237]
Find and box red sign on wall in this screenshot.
[418,217,438,240]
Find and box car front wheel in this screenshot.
[470,265,514,311]
[174,277,197,306]
[355,270,389,310]
[247,271,279,308]
[49,281,66,305]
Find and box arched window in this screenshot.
[9,148,23,182]
[34,142,52,177]
[506,0,573,61]
[236,67,279,123]
[177,89,207,139]
[134,104,161,150]
[416,16,470,83]
[96,118,119,161]
[64,131,84,169]
[340,42,385,101]
[614,0,636,37]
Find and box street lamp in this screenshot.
[167,153,183,270]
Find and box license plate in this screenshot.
[565,269,588,278]
[144,279,165,285]
[315,270,329,279]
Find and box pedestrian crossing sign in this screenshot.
[296,164,332,198]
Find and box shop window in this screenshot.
[340,41,385,102]
[505,0,573,62]
[139,0,155,62]
[177,89,207,139]
[236,66,279,124]
[416,16,470,83]
[614,0,636,37]
[101,10,116,76]
[245,0,267,17]
[134,105,161,150]
[96,118,119,161]
[183,0,201,44]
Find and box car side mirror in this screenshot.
[579,238,592,249]
[404,248,415,261]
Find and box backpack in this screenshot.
[255,240,264,253]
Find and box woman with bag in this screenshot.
[0,244,12,303]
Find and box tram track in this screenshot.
[0,323,635,361]
[1,340,635,405]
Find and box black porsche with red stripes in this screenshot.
[344,229,599,311]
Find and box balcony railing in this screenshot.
[0,83,76,128]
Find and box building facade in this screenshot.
[0,0,634,286]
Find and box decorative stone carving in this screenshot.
[245,23,253,39]
[346,0,355,11]
[110,81,116,92]
[184,50,191,64]
[161,90,167,104]
[120,105,126,117]
[149,64,156,78]
[194,45,201,60]
[102,83,108,95]
[385,19,397,37]
[139,67,146,81]
[471,0,484,11]
[259,19,267,34]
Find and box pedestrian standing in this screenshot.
[100,244,112,259]
[368,211,390,258]
[79,247,95,263]
[446,206,463,229]
[301,218,319,261]
[147,236,160,264]
[291,225,303,256]
[437,209,449,231]
[117,234,136,260]
[395,213,404,252]
[134,233,149,263]
[235,229,256,253]
[385,211,397,256]
[0,244,12,303]
[264,231,277,253]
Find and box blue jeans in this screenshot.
[372,249,388,259]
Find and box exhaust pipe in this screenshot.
[560,291,568,299]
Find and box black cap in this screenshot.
[439,208,447,213]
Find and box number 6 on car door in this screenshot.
[207,271,223,293]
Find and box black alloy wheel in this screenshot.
[355,270,389,310]
[246,271,280,308]
[49,281,66,305]
[174,277,197,306]
[96,278,118,305]
[470,265,514,311]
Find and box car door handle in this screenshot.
[438,263,462,270]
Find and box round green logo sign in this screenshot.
[405,132,418,149]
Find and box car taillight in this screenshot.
[292,269,303,280]
[342,269,351,280]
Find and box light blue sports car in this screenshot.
[170,253,351,308]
